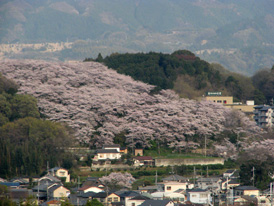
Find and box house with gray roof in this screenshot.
[139,199,174,206]
[38,173,62,184]
[162,174,189,182]
[234,186,260,197]
[127,195,151,206]
[187,188,212,205]
[196,177,222,193]
[48,185,70,199]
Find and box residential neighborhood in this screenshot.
[1,145,274,206]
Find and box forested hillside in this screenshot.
[0,60,266,162]
[0,73,74,178]
[86,50,267,103]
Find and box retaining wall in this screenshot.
[155,158,224,167]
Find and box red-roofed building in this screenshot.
[44,199,61,206]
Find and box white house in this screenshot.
[160,181,193,193]
[95,149,121,160]
[151,191,185,203]
[196,177,222,193]
[187,188,212,204]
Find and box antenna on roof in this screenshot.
[252,167,256,186]
[155,171,158,186]
[78,176,80,189]
[47,161,49,174]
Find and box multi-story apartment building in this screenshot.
[253,105,274,128]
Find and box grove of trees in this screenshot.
[85,50,270,104]
[0,72,74,178]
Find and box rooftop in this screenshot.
[133,156,153,161]
[97,149,119,154]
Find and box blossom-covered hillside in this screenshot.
[0,60,260,151]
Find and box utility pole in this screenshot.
[226,177,228,206]
[47,161,49,174]
[37,180,40,203]
[155,171,158,186]
[204,136,207,157]
[77,176,80,189]
[271,182,273,206]
[252,167,256,186]
[194,166,196,187]
[132,136,134,156]
[46,180,49,201]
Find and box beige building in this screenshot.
[205,95,233,104]
[49,167,70,183]
[49,185,70,199]
[234,186,260,197]
[135,148,143,156]
[204,92,256,114]
[105,193,120,204]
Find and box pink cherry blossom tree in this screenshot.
[99,172,136,189]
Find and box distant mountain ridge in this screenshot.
[1,0,274,74]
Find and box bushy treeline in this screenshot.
[252,66,274,103]
[0,73,74,178]
[85,50,269,104]
[86,50,221,91]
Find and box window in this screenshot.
[217,100,222,103]
[200,194,207,198]
[132,203,136,206]
[114,197,118,202]
[107,198,112,202]
[167,186,171,190]
[192,195,197,198]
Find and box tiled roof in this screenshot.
[48,185,62,193]
[92,192,107,198]
[133,156,153,161]
[115,190,139,197]
[78,185,101,191]
[10,189,32,199]
[0,182,20,187]
[39,173,61,183]
[224,169,235,173]
[162,174,188,182]
[97,149,119,154]
[235,186,258,190]
[103,144,120,148]
[130,195,151,200]
[140,199,172,206]
[80,191,96,198]
[188,188,208,193]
